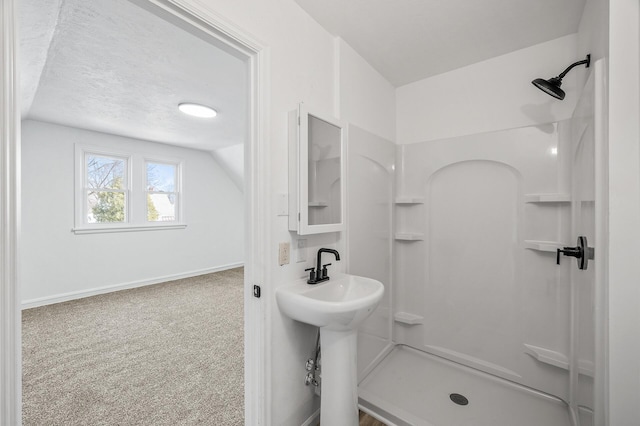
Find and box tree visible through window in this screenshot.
[76,146,183,232]
[86,155,127,223]
[146,162,177,222]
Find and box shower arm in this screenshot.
[556,55,591,80]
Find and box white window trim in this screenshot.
[73,145,186,234]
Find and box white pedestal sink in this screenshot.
[276,274,384,426]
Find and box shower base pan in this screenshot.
[358,345,571,426]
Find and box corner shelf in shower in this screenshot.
[524,193,571,203]
[524,240,565,252]
[395,232,424,241]
[523,344,594,377]
[394,312,424,325]
[395,197,425,205]
[524,344,568,370]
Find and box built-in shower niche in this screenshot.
[350,120,577,425]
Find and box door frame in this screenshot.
[566,58,609,426]
[0,0,270,424]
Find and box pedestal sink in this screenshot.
[276,273,384,426]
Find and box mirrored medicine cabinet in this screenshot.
[289,104,346,235]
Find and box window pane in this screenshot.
[87,191,125,223]
[87,155,125,189]
[147,193,176,222]
[147,162,176,192]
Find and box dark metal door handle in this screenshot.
[556,246,582,264]
[556,236,594,270]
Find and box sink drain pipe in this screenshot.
[305,329,321,395]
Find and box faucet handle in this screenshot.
[321,263,332,278]
[305,267,316,283]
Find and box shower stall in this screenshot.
[347,60,607,426]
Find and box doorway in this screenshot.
[0,0,267,424]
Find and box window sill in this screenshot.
[72,223,187,235]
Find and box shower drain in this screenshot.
[449,393,469,406]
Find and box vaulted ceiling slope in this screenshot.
[295,0,586,86]
[19,0,248,151]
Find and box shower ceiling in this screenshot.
[295,0,587,86]
[19,0,248,151]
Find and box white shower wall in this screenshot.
[346,125,395,380]
[348,121,578,416]
[340,31,611,424]
[394,122,573,400]
[349,61,607,426]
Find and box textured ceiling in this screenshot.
[295,0,586,86]
[19,0,248,151]
[20,0,588,148]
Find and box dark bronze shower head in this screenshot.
[532,77,565,100]
[532,54,591,100]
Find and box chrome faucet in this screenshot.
[305,248,340,284]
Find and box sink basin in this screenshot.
[276,273,384,331]
[277,273,384,426]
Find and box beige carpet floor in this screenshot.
[22,268,244,426]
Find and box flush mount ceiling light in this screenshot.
[178,102,217,118]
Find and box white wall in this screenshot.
[396,34,580,144]
[338,38,396,142]
[577,0,608,74]
[20,119,244,304]
[575,0,608,106]
[606,0,640,424]
[211,143,244,192]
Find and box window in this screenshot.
[75,146,184,234]
[146,161,178,222]
[85,154,128,224]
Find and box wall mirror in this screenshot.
[289,104,346,235]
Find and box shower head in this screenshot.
[532,54,591,100]
[532,77,565,100]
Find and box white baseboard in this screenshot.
[21,262,244,310]
[301,408,320,426]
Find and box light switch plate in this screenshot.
[276,194,288,216]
